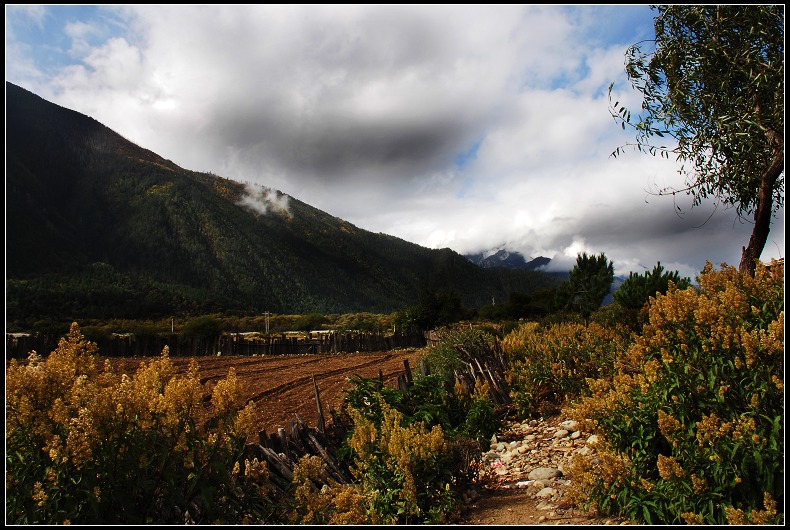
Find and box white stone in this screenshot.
[553,429,569,439]
[528,467,562,480]
[536,487,556,498]
[570,430,581,439]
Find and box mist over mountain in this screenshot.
[6,82,563,326]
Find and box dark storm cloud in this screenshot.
[6,5,782,278]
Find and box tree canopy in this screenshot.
[610,5,784,277]
[556,252,614,318]
[613,262,692,311]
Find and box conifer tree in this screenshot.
[556,252,614,318]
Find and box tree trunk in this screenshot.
[739,153,783,277]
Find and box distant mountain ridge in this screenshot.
[5,82,563,325]
[465,249,552,271]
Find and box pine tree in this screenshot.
[556,252,614,318]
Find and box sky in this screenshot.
[6,5,785,280]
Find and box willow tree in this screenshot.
[610,5,784,277]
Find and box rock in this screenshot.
[528,467,562,480]
[536,487,557,498]
[464,416,630,525]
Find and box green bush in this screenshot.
[566,261,784,524]
[180,314,222,339]
[417,326,500,380]
[293,312,329,331]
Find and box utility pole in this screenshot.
[264,311,270,334]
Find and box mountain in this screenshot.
[5,82,563,326]
[466,249,553,271]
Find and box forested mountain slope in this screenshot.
[6,82,561,325]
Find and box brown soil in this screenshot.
[105,349,419,436]
[457,487,629,526]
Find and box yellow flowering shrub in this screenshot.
[6,323,274,524]
[565,261,784,524]
[342,400,460,524]
[503,320,631,417]
[287,455,372,525]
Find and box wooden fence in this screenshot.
[5,330,427,360]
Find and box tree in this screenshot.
[613,262,692,311]
[610,5,784,277]
[181,314,223,340]
[556,252,614,318]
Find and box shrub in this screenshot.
[413,326,504,444]
[333,312,393,332]
[566,261,784,524]
[286,455,371,525]
[180,314,222,340]
[503,321,631,418]
[417,326,501,381]
[293,313,329,331]
[6,323,274,524]
[336,341,501,524]
[345,401,461,524]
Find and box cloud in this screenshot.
[6,5,48,29]
[6,5,783,281]
[237,184,291,217]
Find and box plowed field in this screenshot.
[106,349,420,436]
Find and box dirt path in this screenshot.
[456,416,633,526]
[458,488,628,525]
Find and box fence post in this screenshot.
[312,374,326,434]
